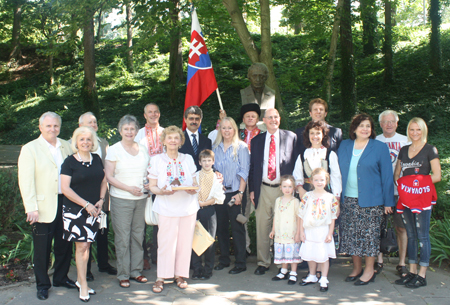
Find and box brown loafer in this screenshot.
[131,275,148,283]
[119,280,130,288]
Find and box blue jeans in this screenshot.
[401,207,432,267]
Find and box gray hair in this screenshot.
[184,106,203,119]
[78,111,96,125]
[379,110,399,123]
[247,62,269,78]
[118,115,140,132]
[39,111,62,126]
[144,103,160,113]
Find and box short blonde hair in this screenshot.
[160,125,185,146]
[407,117,428,143]
[70,126,99,152]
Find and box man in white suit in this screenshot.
[18,112,76,300]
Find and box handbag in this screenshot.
[99,211,107,230]
[192,220,215,256]
[144,197,158,225]
[380,214,398,254]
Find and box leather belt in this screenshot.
[262,182,280,188]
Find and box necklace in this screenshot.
[77,152,92,167]
[352,140,369,157]
[411,143,424,152]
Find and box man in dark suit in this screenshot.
[249,108,297,275]
[179,106,212,171]
[179,106,214,280]
[78,112,117,280]
[295,98,342,154]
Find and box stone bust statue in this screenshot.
[240,62,276,120]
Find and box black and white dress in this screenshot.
[61,154,104,242]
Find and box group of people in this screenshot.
[18,92,440,300]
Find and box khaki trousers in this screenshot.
[255,184,283,268]
[110,196,146,280]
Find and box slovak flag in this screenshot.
[183,8,218,130]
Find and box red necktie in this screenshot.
[268,134,276,181]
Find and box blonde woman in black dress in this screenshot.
[61,126,107,302]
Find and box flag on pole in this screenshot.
[183,8,218,130]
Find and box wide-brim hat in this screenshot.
[240,103,261,122]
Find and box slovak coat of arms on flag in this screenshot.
[183,8,218,130]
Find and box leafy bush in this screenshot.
[430,218,450,267]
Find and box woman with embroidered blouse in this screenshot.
[293,120,342,199]
[148,126,199,293]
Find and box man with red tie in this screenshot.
[248,108,297,275]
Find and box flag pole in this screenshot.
[216,88,224,110]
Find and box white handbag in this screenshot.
[99,211,107,230]
[144,197,158,225]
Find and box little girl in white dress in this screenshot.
[298,168,339,292]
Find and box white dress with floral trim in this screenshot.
[298,191,338,263]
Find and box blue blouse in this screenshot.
[213,141,250,193]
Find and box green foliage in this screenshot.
[430,218,450,267]
[0,167,27,234]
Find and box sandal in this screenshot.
[131,275,148,283]
[374,262,383,274]
[175,277,188,289]
[396,265,408,277]
[119,279,130,288]
[287,272,297,285]
[152,280,164,293]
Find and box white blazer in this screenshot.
[18,136,73,223]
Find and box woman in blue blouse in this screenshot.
[213,117,250,275]
[338,114,394,285]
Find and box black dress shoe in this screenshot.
[320,285,328,292]
[192,271,203,280]
[86,271,94,282]
[99,265,118,275]
[37,289,48,300]
[272,272,288,281]
[300,279,317,286]
[345,270,364,282]
[405,275,427,288]
[53,279,77,289]
[214,263,230,270]
[354,273,376,286]
[254,266,270,275]
[229,266,247,274]
[202,273,211,280]
[394,272,417,285]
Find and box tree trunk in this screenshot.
[82,13,99,118]
[126,3,134,72]
[8,0,23,67]
[222,0,285,126]
[323,0,344,104]
[429,0,441,73]
[68,14,79,64]
[340,0,356,120]
[168,0,182,106]
[49,41,54,85]
[384,0,394,84]
[96,6,103,44]
[360,0,377,56]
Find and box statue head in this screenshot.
[247,63,269,91]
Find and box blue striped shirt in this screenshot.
[213,141,250,193]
